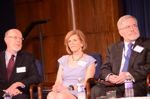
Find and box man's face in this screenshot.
[4,29,23,53]
[118,18,140,42]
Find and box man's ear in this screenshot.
[119,31,124,37]
[4,37,7,43]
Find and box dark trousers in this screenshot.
[90,83,124,99]
[90,82,147,99]
[0,94,29,99]
[12,94,29,99]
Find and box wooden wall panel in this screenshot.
[14,0,122,82]
[74,0,121,60]
[43,36,66,73]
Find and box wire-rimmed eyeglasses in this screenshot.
[6,36,24,41]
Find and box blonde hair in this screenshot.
[64,29,87,54]
[117,15,137,29]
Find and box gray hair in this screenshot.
[117,15,137,29]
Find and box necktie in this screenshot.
[122,43,132,72]
[7,55,15,80]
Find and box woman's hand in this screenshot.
[52,84,67,92]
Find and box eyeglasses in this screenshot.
[7,36,24,41]
[119,24,138,30]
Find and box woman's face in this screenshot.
[67,34,83,53]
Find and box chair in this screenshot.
[29,59,54,99]
[147,73,150,95]
[86,53,102,99]
[30,53,102,99]
[29,59,43,99]
[147,73,150,86]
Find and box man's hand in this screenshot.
[52,84,67,92]
[3,82,25,96]
[115,72,132,84]
[108,74,119,84]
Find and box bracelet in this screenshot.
[68,85,74,91]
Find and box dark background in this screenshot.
[0,0,16,51]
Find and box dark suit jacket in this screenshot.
[0,51,40,98]
[100,37,150,96]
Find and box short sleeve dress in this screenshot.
[58,54,96,96]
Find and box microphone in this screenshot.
[32,19,49,25]
[23,19,49,38]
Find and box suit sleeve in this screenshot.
[100,46,113,80]
[20,54,41,88]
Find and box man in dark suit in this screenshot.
[0,29,40,99]
[91,15,150,98]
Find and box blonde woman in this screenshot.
[47,29,96,99]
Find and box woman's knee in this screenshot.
[47,91,57,99]
[57,93,76,99]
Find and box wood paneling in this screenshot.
[74,0,121,59]
[14,0,122,82]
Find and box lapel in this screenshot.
[128,38,143,70]
[9,51,24,81]
[0,51,8,80]
[115,42,124,74]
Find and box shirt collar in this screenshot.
[5,51,17,60]
[124,41,135,48]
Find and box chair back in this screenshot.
[89,53,102,79]
[35,59,44,81]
